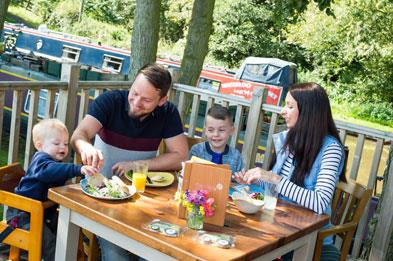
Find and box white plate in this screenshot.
[80,179,136,200]
[125,172,175,187]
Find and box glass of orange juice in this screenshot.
[132,161,148,193]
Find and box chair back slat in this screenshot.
[0,163,44,261]
[314,179,372,261]
[331,180,372,226]
[0,162,25,192]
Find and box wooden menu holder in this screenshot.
[178,162,231,226]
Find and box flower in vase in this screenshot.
[180,189,215,218]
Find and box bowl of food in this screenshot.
[232,192,264,214]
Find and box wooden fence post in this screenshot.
[369,144,393,260]
[8,90,23,164]
[57,63,80,161]
[241,88,266,169]
[24,89,39,169]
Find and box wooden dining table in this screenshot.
[48,177,328,261]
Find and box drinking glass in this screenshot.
[262,182,278,210]
[132,161,148,193]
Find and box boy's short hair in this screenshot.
[32,119,68,145]
[207,104,233,123]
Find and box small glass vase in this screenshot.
[187,210,204,230]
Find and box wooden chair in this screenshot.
[75,154,101,261]
[158,135,204,155]
[313,179,373,261]
[0,163,54,261]
[78,228,100,261]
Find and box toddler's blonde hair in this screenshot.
[32,119,69,148]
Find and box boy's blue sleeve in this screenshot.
[32,159,82,183]
[189,143,201,159]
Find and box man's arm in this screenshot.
[149,133,189,170]
[70,115,104,169]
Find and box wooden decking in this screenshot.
[0,63,392,259]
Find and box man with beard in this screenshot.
[71,63,188,260]
[71,63,188,178]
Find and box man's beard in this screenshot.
[128,108,150,120]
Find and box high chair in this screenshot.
[0,163,55,261]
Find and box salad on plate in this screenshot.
[81,173,135,200]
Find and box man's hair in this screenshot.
[137,63,172,97]
[32,118,68,145]
[207,104,233,123]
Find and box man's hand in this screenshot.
[71,115,104,169]
[80,144,104,170]
[112,161,135,177]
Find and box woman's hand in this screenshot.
[234,167,281,184]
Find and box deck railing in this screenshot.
[0,63,393,259]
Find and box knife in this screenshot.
[146,175,153,184]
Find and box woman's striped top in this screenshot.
[276,142,343,214]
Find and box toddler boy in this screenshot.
[8,118,97,261]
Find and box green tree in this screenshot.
[210,0,313,68]
[46,0,79,29]
[160,0,192,43]
[286,0,393,120]
[0,0,11,31]
[84,0,136,27]
[129,0,161,81]
[178,0,215,86]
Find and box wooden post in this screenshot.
[57,63,80,162]
[8,90,23,164]
[187,94,200,137]
[230,104,244,148]
[351,138,384,258]
[0,90,4,151]
[44,89,57,118]
[263,112,279,170]
[350,134,365,180]
[241,88,266,169]
[369,144,393,260]
[24,89,39,169]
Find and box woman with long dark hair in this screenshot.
[235,83,346,258]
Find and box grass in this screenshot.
[331,103,393,133]
[0,132,26,167]
[7,5,42,27]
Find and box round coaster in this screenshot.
[150,224,160,231]
[217,239,230,248]
[202,235,213,243]
[164,228,177,236]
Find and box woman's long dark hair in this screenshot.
[284,83,346,185]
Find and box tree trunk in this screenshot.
[0,0,11,32]
[179,0,215,86]
[129,0,161,82]
[361,144,393,259]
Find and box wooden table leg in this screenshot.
[55,205,80,261]
[292,230,318,261]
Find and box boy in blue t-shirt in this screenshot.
[189,104,244,174]
[7,118,97,261]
